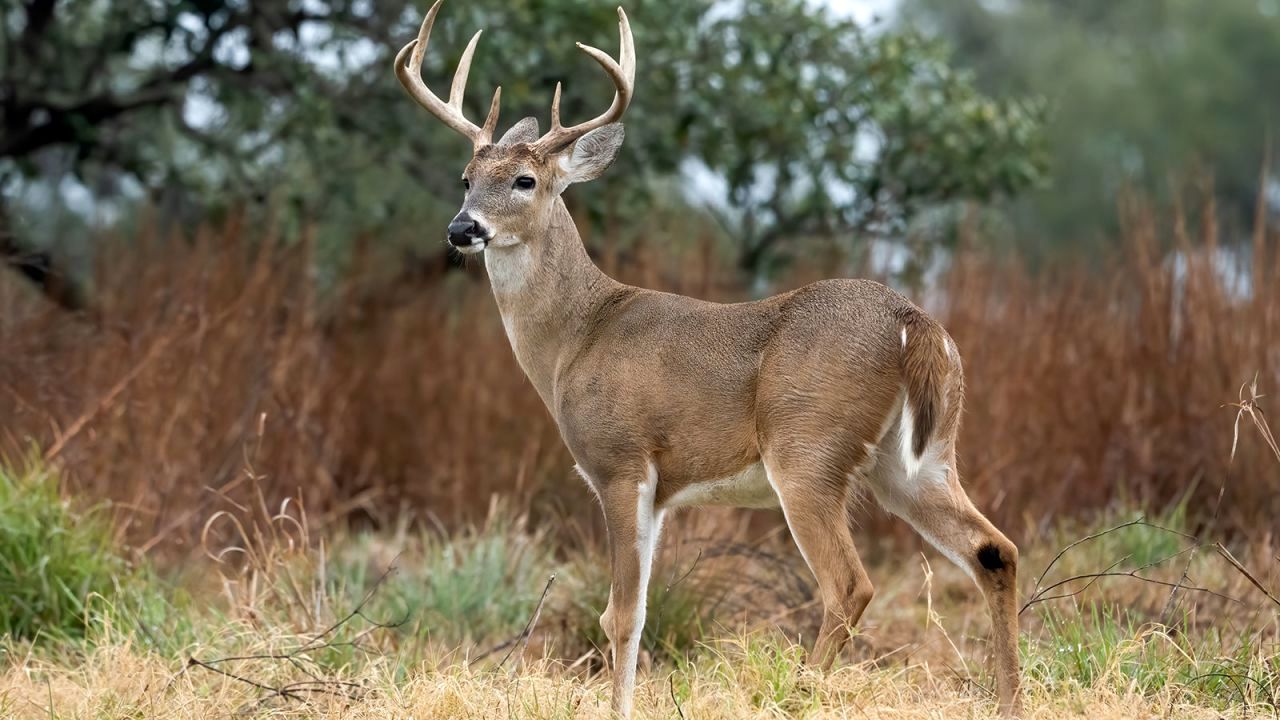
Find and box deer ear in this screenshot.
[556,123,625,190]
[498,117,540,146]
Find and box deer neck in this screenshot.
[484,197,615,405]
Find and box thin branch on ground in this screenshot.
[1022,517,1203,615]
[168,562,405,708]
[472,573,557,668]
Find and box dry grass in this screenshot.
[0,644,1259,719]
[2,188,1277,550]
[0,516,1275,719]
[0,442,1276,718]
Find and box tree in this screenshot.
[901,0,1280,252]
[0,0,710,304]
[1,0,1045,305]
[1,0,409,307]
[689,0,1046,278]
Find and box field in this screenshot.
[0,462,1277,719]
[1,192,1278,718]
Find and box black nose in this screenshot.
[447,212,487,246]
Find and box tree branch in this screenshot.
[0,200,91,312]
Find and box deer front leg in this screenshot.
[595,463,664,718]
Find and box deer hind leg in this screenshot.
[869,446,1022,717]
[594,462,664,719]
[763,457,875,669]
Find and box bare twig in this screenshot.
[666,549,704,593]
[472,574,558,670]
[1214,543,1280,610]
[1021,555,1131,612]
[1023,516,1199,616]
[1023,568,1243,614]
[172,562,405,708]
[508,573,556,674]
[292,562,406,654]
[1021,541,1248,614]
[652,549,706,649]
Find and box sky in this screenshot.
[822,0,900,24]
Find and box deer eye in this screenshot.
[514,176,536,190]
[462,178,470,191]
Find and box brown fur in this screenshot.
[898,307,958,456]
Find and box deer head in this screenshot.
[394,1,635,255]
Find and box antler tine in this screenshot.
[618,8,636,87]
[449,30,483,112]
[549,82,563,133]
[480,86,502,145]
[532,7,636,154]
[393,0,500,149]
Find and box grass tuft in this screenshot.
[0,460,129,641]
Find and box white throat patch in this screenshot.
[483,238,531,294]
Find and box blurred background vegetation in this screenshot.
[902,0,1280,257]
[3,0,1276,300]
[1,0,1278,539]
[5,0,1054,299]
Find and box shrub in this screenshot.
[0,460,128,641]
[328,505,558,648]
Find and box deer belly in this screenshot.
[662,463,780,510]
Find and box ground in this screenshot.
[0,479,1275,720]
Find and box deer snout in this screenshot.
[447,212,490,249]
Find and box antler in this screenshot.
[530,7,635,155]
[394,0,501,149]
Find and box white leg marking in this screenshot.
[617,462,664,718]
[868,395,964,577]
[917,524,977,582]
[899,396,923,480]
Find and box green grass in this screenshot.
[327,508,558,649]
[557,542,724,664]
[0,460,133,641]
[1024,602,1280,712]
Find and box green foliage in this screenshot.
[693,0,1047,274]
[329,510,556,647]
[0,461,127,640]
[2,0,1046,281]
[691,634,818,716]
[902,0,1280,252]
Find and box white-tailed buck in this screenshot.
[395,3,1022,716]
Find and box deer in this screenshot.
[394,2,1022,717]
